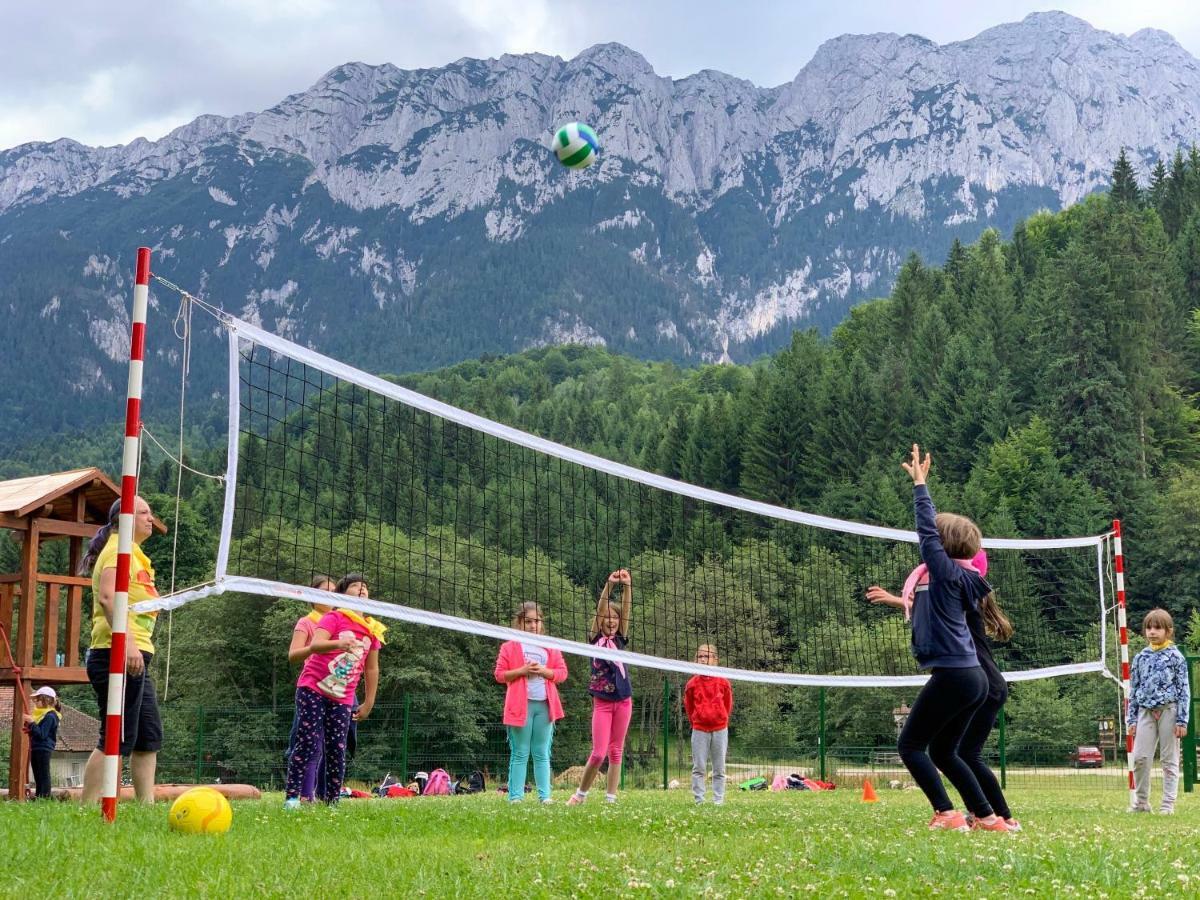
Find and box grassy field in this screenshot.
[2,786,1196,898]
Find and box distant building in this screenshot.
[1,687,99,789]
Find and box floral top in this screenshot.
[1127,644,1190,727]
[588,632,632,701]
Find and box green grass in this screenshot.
[2,787,1196,898]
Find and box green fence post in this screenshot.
[1183,655,1197,794]
[194,705,204,783]
[662,680,670,790]
[818,687,826,782]
[400,694,410,781]
[998,706,1007,790]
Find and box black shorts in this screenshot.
[86,648,163,754]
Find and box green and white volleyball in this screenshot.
[552,122,599,169]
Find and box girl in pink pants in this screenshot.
[569,569,633,805]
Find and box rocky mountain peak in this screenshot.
[2,13,1200,432]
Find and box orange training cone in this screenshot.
[861,779,879,803]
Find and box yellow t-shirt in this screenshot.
[90,535,159,654]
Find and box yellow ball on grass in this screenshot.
[167,787,233,835]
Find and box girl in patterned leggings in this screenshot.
[284,602,382,808]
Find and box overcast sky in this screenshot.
[3,1,1198,151]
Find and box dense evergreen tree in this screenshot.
[1109,148,1141,206]
[6,147,1200,780]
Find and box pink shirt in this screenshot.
[297,610,381,705]
[294,615,320,644]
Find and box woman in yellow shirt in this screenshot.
[79,496,162,805]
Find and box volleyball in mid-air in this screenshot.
[168,787,233,835]
[552,122,598,169]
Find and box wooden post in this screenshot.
[42,584,60,667]
[0,583,12,667]
[66,493,85,668]
[8,521,39,800]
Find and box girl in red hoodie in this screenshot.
[494,602,568,803]
[685,644,733,804]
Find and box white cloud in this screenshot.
[0,1,1196,150]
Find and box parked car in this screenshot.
[1068,746,1103,768]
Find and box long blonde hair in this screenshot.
[979,592,1013,642]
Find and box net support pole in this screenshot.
[101,246,151,823]
[1113,519,1135,809]
[818,687,826,782]
[400,694,410,782]
[661,680,670,790]
[194,704,204,784]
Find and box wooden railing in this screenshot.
[0,573,89,683]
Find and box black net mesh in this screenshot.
[225,338,1107,681]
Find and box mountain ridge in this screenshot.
[2,11,1199,441]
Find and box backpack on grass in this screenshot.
[423,768,452,796]
[738,776,768,791]
[456,770,486,794]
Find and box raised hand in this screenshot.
[901,443,932,485]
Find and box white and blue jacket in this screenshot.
[1127,644,1190,727]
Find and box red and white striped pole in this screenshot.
[1112,519,1135,809]
[102,246,151,822]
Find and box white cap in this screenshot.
[31,686,57,700]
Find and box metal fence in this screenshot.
[146,678,1192,795]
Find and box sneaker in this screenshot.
[566,793,586,806]
[1003,818,1023,832]
[970,814,1011,832]
[1126,805,1152,814]
[1158,808,1175,815]
[508,797,523,804]
[604,794,618,804]
[928,810,970,832]
[540,798,554,805]
[283,797,300,811]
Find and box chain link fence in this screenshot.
[145,678,1167,795]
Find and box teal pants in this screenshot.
[507,700,554,801]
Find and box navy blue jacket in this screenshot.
[28,710,59,752]
[910,485,991,669]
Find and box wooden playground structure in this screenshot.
[0,468,164,800]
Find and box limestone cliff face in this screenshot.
[2,12,1198,434]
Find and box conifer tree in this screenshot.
[1109,148,1141,206]
[1148,159,1169,213]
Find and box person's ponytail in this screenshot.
[979,592,1013,642]
[77,499,121,576]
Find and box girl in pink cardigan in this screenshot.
[494,602,568,803]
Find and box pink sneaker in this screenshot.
[970,814,1010,832]
[566,792,585,806]
[1004,818,1023,832]
[929,810,970,832]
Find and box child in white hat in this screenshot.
[24,686,62,799]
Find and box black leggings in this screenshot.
[958,693,1011,819]
[31,749,52,799]
[898,666,992,816]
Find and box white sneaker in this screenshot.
[1158,808,1175,815]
